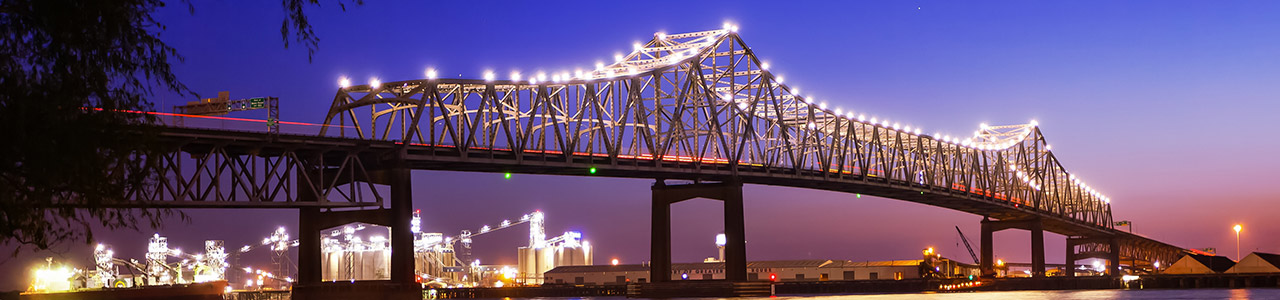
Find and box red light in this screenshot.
[769,273,777,281]
[414,209,420,213]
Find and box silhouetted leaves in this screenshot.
[0,0,353,253]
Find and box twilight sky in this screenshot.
[4,0,1280,291]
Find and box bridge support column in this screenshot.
[297,166,325,287]
[1030,219,1045,277]
[1065,240,1076,277]
[980,218,994,278]
[298,207,322,285]
[979,217,1046,277]
[651,179,746,282]
[1109,238,1121,276]
[389,166,415,286]
[650,184,672,283]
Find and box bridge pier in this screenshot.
[651,179,746,282]
[1066,236,1121,277]
[980,217,1046,277]
[294,162,418,300]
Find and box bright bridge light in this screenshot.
[369,78,380,89]
[338,77,350,88]
[425,68,437,79]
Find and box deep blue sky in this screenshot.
[5,1,1280,290]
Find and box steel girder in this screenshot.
[115,127,390,208]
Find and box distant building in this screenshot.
[1164,254,1236,274]
[1226,252,1280,274]
[544,258,978,285]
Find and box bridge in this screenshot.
[105,27,1184,298]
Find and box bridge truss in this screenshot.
[118,127,390,208]
[315,27,1185,269]
[320,28,1115,229]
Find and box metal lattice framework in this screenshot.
[119,127,391,208]
[319,28,1115,230]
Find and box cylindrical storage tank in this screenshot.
[517,247,537,284]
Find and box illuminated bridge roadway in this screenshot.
[116,27,1186,297]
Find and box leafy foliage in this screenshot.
[0,0,353,253]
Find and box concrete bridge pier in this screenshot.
[980,217,1046,278]
[1066,236,1121,277]
[294,160,419,300]
[651,179,746,282]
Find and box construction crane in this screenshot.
[955,226,980,265]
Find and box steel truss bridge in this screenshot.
[105,27,1185,295]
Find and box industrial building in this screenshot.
[1164,254,1236,274]
[516,231,593,285]
[1226,252,1280,273]
[319,210,593,287]
[545,236,975,285]
[545,257,978,285]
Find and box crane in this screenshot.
[955,226,980,265]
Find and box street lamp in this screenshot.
[1233,224,1243,260]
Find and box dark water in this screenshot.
[768,289,1280,299]
[491,289,1280,299]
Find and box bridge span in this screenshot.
[104,27,1184,298]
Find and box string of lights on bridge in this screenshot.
[330,22,1112,205]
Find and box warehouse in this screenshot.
[1164,254,1236,274]
[544,257,978,285]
